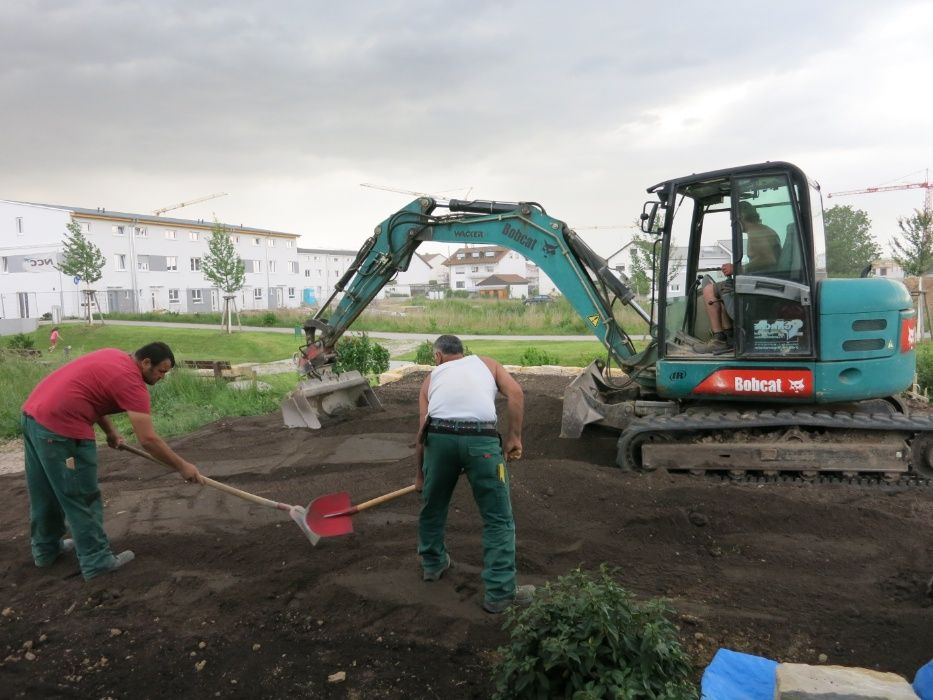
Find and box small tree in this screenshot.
[824,205,879,277]
[202,219,246,333]
[58,221,105,324]
[891,209,933,277]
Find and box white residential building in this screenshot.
[870,258,905,279]
[298,247,360,306]
[385,252,449,297]
[444,245,528,293]
[1,200,302,321]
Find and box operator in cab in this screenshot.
[694,201,781,354]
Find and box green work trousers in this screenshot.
[418,432,516,604]
[21,414,117,579]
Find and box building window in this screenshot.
[485,251,494,257]
[165,229,176,240]
[115,254,126,271]
[289,261,299,274]
[669,283,680,292]
[268,239,275,247]
[455,281,465,289]
[333,257,338,263]
[268,261,277,273]
[232,235,239,243]
[253,237,261,246]
[286,240,293,248]
[137,256,149,271]
[254,288,263,300]
[190,257,201,271]
[471,252,479,258]
[79,222,90,233]
[113,225,125,236]
[166,256,177,272]
[304,269,310,277]
[317,268,323,275]
[457,253,465,259]
[2,257,7,273]
[15,217,23,234]
[288,287,295,299]
[135,226,147,237]
[189,231,200,241]
[191,289,203,303]
[168,289,180,304]
[254,260,263,273]
[471,266,479,272]
[485,266,494,272]
[879,267,888,277]
[456,269,465,275]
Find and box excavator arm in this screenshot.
[301,197,652,375]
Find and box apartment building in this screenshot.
[1,200,303,320]
[297,247,360,305]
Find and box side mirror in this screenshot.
[640,201,660,234]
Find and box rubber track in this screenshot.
[618,407,933,485]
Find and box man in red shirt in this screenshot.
[21,342,201,580]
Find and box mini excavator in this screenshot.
[282,161,933,479]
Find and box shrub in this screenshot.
[6,333,36,350]
[415,341,435,365]
[916,343,933,394]
[40,312,53,321]
[519,347,558,366]
[260,312,278,327]
[334,334,390,377]
[492,566,696,700]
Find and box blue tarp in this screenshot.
[916,659,933,700]
[700,649,778,700]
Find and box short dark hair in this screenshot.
[433,335,464,356]
[134,342,175,367]
[737,201,761,223]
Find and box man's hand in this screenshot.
[106,432,125,450]
[178,461,201,483]
[504,436,523,461]
[721,262,734,276]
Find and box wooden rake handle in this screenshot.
[118,443,290,513]
[325,484,418,519]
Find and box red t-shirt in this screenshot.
[22,348,151,440]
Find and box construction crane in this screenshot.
[360,183,474,199]
[152,192,229,216]
[827,170,931,213]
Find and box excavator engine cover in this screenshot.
[281,370,383,429]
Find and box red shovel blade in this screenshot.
[305,492,355,538]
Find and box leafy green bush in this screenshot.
[334,334,390,377]
[519,347,558,366]
[492,566,696,700]
[260,312,278,327]
[7,333,36,350]
[415,341,435,365]
[916,343,933,394]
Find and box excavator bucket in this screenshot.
[560,361,637,438]
[281,370,383,429]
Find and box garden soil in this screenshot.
[1,371,931,699]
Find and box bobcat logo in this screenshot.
[542,242,558,258]
[788,378,806,393]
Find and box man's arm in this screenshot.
[415,375,431,491]
[126,411,201,482]
[96,415,123,449]
[482,357,524,460]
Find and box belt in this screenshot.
[428,418,498,437]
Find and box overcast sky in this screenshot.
[2,1,932,257]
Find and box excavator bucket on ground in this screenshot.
[281,370,383,429]
[561,360,673,438]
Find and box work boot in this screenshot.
[86,550,135,579]
[423,554,452,582]
[483,584,536,614]
[693,332,733,355]
[35,538,77,568]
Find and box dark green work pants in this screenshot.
[22,414,117,579]
[418,431,516,604]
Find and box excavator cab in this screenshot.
[656,163,822,365]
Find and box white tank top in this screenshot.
[428,355,497,421]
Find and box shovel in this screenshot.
[118,443,320,546]
[306,484,417,539]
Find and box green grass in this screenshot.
[397,339,622,367]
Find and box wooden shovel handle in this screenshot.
[118,443,289,512]
[353,484,418,513]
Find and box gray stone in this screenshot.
[775,663,918,700]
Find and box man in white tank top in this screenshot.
[415,334,534,614]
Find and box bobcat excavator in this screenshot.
[282,161,933,479]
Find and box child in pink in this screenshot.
[48,327,61,353]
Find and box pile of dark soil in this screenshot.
[1,372,931,698]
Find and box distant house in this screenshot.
[476,274,529,299]
[444,245,526,293]
[870,258,905,279]
[387,251,449,297]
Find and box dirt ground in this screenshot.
[1,371,932,699]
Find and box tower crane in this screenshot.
[152,192,229,216]
[827,170,931,213]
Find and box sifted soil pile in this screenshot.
[1,371,931,699]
